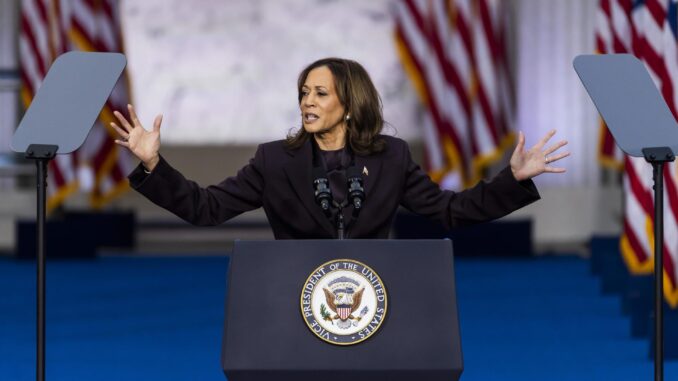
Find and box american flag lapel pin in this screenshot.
[362,166,369,176]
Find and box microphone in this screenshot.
[312,167,332,213]
[346,166,365,211]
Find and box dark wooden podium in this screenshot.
[221,240,463,381]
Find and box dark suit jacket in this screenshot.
[128,135,540,239]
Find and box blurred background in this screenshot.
[1,0,678,380]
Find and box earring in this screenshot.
[345,114,351,121]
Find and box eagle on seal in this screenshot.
[323,286,364,323]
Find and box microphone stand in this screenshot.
[314,165,364,240]
[332,200,348,240]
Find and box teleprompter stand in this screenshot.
[575,54,678,381]
[11,52,126,381]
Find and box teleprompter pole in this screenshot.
[642,146,675,381]
[653,160,664,381]
[26,144,58,381]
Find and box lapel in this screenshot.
[353,151,383,204]
[346,150,383,231]
[283,139,336,237]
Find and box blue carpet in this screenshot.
[0,255,676,380]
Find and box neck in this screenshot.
[313,124,347,151]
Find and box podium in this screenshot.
[221,240,463,381]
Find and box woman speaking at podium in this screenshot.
[111,58,569,239]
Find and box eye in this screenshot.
[318,92,327,96]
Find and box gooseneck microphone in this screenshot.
[312,167,332,214]
[346,166,365,212]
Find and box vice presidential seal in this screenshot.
[300,259,388,345]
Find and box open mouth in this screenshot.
[304,113,319,123]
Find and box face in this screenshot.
[300,66,346,135]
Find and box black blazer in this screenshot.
[129,135,540,239]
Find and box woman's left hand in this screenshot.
[510,129,569,181]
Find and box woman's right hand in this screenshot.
[112,104,163,171]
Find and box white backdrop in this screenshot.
[120,0,421,145]
[515,0,600,187]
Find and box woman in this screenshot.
[112,58,568,239]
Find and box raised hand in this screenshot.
[510,129,569,181]
[112,104,163,171]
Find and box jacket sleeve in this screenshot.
[399,142,540,229]
[128,145,265,226]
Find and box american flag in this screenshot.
[597,0,678,307]
[595,0,632,169]
[19,0,132,211]
[394,0,514,189]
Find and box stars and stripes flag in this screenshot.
[597,0,678,307]
[394,0,514,189]
[19,0,133,211]
[595,0,632,169]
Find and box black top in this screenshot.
[317,146,354,229]
[320,147,349,203]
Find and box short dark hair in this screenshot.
[285,58,385,155]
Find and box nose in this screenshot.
[304,92,316,108]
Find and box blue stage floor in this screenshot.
[1,255,676,380]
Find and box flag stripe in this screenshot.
[394,0,513,188]
[395,3,468,176]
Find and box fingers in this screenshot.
[536,129,557,149]
[128,104,141,126]
[544,140,568,156]
[544,167,567,173]
[544,151,570,174]
[114,139,130,148]
[153,114,163,132]
[513,131,525,155]
[547,151,571,163]
[110,123,129,140]
[113,110,134,133]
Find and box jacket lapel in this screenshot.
[283,140,337,237]
[346,152,383,231]
[354,152,382,202]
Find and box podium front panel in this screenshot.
[222,239,463,381]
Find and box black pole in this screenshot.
[652,161,664,381]
[25,144,57,381]
[337,211,345,240]
[36,158,47,381]
[642,146,674,381]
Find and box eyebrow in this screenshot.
[302,85,329,91]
